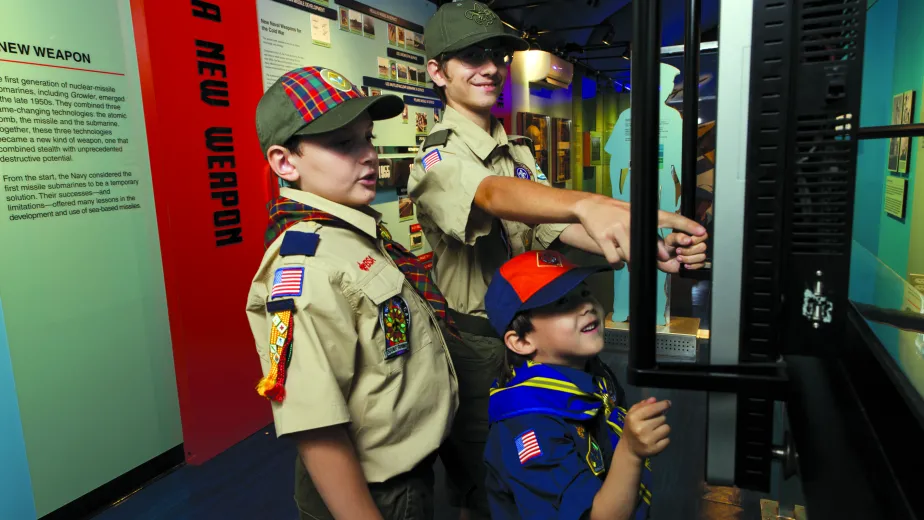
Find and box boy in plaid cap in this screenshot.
[482,250,670,520]
[245,66,459,520]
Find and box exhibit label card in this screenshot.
[885,175,908,219]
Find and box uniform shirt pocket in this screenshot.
[359,261,405,306]
[356,263,428,376]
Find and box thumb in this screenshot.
[660,211,706,236]
[657,239,670,261]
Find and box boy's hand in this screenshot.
[622,397,672,460]
[658,232,709,273]
[574,196,706,266]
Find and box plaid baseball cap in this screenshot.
[256,66,404,154]
[485,250,611,337]
[425,0,529,60]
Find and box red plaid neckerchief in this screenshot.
[265,197,459,338]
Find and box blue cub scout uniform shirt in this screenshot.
[484,362,651,520]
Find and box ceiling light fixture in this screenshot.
[601,24,615,47]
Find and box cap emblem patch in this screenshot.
[466,3,497,26]
[538,251,563,267]
[321,69,353,92]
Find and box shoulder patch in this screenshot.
[586,435,606,475]
[515,429,542,464]
[280,231,320,257]
[513,162,533,180]
[257,297,296,402]
[266,298,295,313]
[271,267,304,298]
[422,129,451,150]
[423,149,443,171]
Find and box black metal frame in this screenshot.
[858,123,924,139]
[627,0,661,378]
[680,0,701,221]
[734,0,801,490]
[629,0,869,495]
[677,0,712,281]
[627,0,787,399]
[628,0,870,385]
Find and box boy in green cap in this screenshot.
[410,1,707,517]
[246,66,459,520]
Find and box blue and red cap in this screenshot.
[485,250,611,337]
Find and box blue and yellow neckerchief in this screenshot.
[489,361,653,518]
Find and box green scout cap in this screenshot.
[424,0,529,60]
[255,66,404,155]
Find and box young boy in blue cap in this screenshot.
[483,250,671,520]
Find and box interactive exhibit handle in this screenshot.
[626,0,787,399]
[676,0,711,281]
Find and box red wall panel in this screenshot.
[131,0,272,464]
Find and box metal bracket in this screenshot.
[771,430,799,480]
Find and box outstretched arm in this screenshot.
[558,224,708,273]
[474,176,706,265]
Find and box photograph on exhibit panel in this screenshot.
[898,90,915,173]
[888,92,903,172]
[362,15,375,38]
[349,10,362,33]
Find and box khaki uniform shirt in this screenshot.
[409,106,569,318]
[246,188,459,483]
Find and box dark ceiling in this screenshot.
[431,0,720,86]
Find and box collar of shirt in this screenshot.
[442,105,511,161]
[489,362,605,424]
[542,364,597,393]
[279,187,381,239]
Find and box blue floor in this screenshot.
[92,349,769,520]
[92,426,460,520]
[93,428,299,520]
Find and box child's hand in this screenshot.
[658,232,709,273]
[622,397,671,460]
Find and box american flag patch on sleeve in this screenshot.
[516,430,542,464]
[271,267,304,298]
[423,149,442,171]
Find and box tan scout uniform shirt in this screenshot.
[409,106,569,318]
[246,188,458,483]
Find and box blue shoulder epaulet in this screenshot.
[280,231,319,257]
